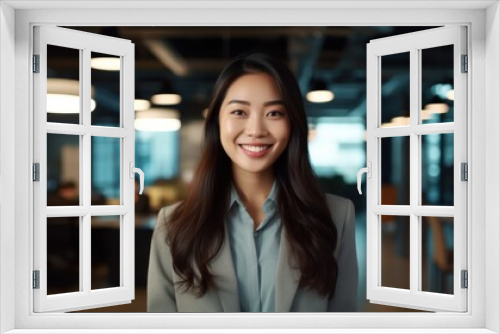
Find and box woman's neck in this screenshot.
[232,167,275,210]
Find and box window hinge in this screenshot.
[33,270,40,289]
[461,54,468,73]
[461,270,468,289]
[461,162,468,181]
[33,54,40,73]
[33,163,40,182]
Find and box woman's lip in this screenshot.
[238,144,273,157]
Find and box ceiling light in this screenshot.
[47,78,96,114]
[151,93,182,105]
[421,108,433,120]
[390,116,410,126]
[91,57,121,71]
[424,103,449,114]
[135,108,181,132]
[151,81,182,105]
[424,94,450,114]
[47,94,96,114]
[306,79,334,103]
[306,90,335,103]
[425,103,450,114]
[134,99,151,111]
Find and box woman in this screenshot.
[147,53,357,312]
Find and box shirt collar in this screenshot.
[229,180,278,213]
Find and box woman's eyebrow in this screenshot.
[226,99,285,107]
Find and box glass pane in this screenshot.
[91,52,121,127]
[47,134,80,206]
[381,137,410,205]
[91,137,121,205]
[47,45,81,124]
[422,216,454,294]
[91,215,120,290]
[421,133,454,206]
[380,52,410,127]
[47,217,80,295]
[421,45,454,124]
[381,215,410,290]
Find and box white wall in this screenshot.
[485,2,500,333]
[0,2,16,333]
[4,4,497,332]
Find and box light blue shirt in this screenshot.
[226,181,282,312]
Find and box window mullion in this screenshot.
[409,48,420,294]
[82,48,92,294]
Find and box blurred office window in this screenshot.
[91,136,121,201]
[135,130,180,185]
[308,117,365,183]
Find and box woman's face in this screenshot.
[219,72,291,176]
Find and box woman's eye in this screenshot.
[267,110,284,117]
[230,109,245,116]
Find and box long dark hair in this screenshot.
[166,53,338,298]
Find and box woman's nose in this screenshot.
[245,114,268,137]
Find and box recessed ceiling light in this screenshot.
[306,90,335,103]
[135,108,181,132]
[151,93,182,105]
[91,57,121,71]
[134,99,151,111]
[47,78,96,114]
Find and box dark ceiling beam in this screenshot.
[118,27,352,38]
[142,39,190,76]
[288,29,325,93]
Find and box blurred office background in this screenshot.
[45,26,455,312]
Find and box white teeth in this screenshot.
[241,145,271,152]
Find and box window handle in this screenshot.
[129,161,145,195]
[357,162,371,195]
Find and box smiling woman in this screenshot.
[147,53,358,312]
[218,73,291,179]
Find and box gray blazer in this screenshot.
[147,194,358,312]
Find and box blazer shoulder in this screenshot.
[156,201,183,231]
[324,193,355,234]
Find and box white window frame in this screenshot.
[0,1,498,333]
[33,25,136,313]
[366,26,468,312]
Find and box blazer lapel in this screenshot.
[275,227,301,312]
[210,226,241,312]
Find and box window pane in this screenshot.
[91,52,121,127]
[47,217,80,295]
[47,133,80,206]
[422,216,454,294]
[91,215,120,290]
[136,130,181,183]
[91,136,121,205]
[381,215,410,290]
[380,52,410,127]
[421,133,454,206]
[421,45,454,124]
[381,137,410,205]
[47,45,81,124]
